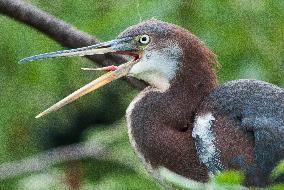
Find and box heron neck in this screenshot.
[163,56,218,126]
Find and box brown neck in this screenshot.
[127,27,219,182]
[128,57,218,180]
[165,33,219,126]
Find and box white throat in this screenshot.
[135,71,171,92]
[128,41,181,92]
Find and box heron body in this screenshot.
[121,20,284,187]
[21,19,284,187]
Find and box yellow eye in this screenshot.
[139,34,150,45]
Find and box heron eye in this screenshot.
[139,34,150,45]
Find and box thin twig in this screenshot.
[0,0,147,90]
[0,142,105,180]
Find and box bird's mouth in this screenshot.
[19,37,142,118]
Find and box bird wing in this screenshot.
[193,113,284,185]
[241,116,284,182]
[193,80,284,186]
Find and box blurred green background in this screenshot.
[0,0,283,189]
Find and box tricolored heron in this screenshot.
[20,19,284,187]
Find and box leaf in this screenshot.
[270,160,284,181]
[214,170,244,185]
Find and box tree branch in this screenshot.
[0,142,106,180]
[0,0,146,89]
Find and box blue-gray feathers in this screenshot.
[195,79,284,186]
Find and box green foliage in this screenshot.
[268,184,284,190]
[0,0,284,189]
[271,160,284,181]
[214,171,244,185]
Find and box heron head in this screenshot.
[20,20,202,118]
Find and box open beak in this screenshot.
[20,37,140,118]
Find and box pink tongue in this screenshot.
[95,65,118,71]
[82,65,119,71]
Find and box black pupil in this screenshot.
[141,36,147,42]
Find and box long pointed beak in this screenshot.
[19,37,134,63]
[20,37,139,118]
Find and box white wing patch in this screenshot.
[192,113,224,175]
